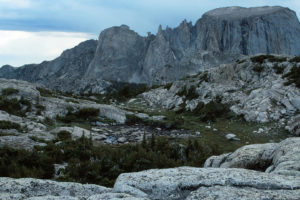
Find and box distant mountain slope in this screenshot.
[1,6,300,93]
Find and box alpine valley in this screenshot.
[0,6,300,200]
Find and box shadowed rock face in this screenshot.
[0,40,98,92]
[85,25,148,84]
[1,6,300,92]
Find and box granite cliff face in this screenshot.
[1,6,300,92]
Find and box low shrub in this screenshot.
[251,55,287,64]
[273,64,285,74]
[1,88,19,96]
[0,146,54,179]
[0,96,31,116]
[76,108,99,120]
[176,85,199,100]
[199,71,209,83]
[43,117,55,127]
[290,56,300,63]
[186,86,199,100]
[125,114,145,125]
[194,101,231,122]
[57,107,99,123]
[36,104,45,111]
[164,83,173,90]
[0,135,221,187]
[106,83,149,101]
[0,120,22,131]
[283,65,300,88]
[253,65,264,73]
[57,130,72,141]
[251,55,275,64]
[36,87,55,98]
[268,57,287,63]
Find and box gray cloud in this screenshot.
[0,0,299,36]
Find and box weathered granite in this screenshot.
[142,56,300,123]
[113,167,300,200]
[0,177,111,199]
[204,137,300,177]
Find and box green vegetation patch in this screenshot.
[273,64,285,74]
[283,65,300,88]
[268,56,287,63]
[253,65,264,73]
[193,101,232,122]
[0,120,22,131]
[1,88,19,96]
[251,55,287,64]
[176,85,199,100]
[57,107,100,123]
[36,87,56,98]
[0,146,54,179]
[236,59,246,64]
[0,135,221,187]
[0,96,31,117]
[290,56,300,63]
[164,83,173,90]
[57,130,72,141]
[106,83,149,102]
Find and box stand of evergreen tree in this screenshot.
[0,135,220,187]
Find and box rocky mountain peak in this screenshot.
[157,24,163,35]
[203,6,292,19]
[1,6,300,92]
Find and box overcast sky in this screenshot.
[0,0,299,67]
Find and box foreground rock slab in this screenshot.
[0,178,110,200]
[113,167,300,200]
[187,185,300,200]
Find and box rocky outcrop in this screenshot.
[0,78,127,123]
[0,177,150,200]
[113,167,300,200]
[0,78,197,149]
[87,193,149,200]
[204,137,300,177]
[0,78,130,149]
[285,114,300,136]
[1,6,300,92]
[142,55,300,123]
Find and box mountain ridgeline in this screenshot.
[1,6,300,93]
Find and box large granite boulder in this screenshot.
[285,114,300,136]
[204,137,300,177]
